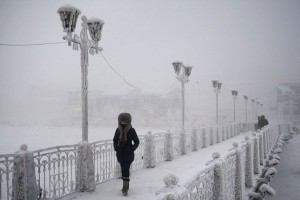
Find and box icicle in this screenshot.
[73,42,79,51]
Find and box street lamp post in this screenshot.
[288,92,294,122]
[251,98,256,120]
[231,90,238,122]
[57,4,104,192]
[256,100,260,118]
[244,95,248,122]
[57,5,104,142]
[212,80,222,124]
[172,62,192,130]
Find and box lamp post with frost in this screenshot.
[288,92,294,122]
[57,5,104,142]
[212,80,222,124]
[256,100,260,118]
[172,62,193,130]
[57,4,104,192]
[231,90,238,122]
[251,98,256,120]
[244,95,248,122]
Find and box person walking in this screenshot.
[258,115,269,129]
[113,113,140,196]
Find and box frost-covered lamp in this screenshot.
[232,90,238,97]
[184,66,193,77]
[212,80,218,88]
[87,17,104,48]
[172,62,182,75]
[217,82,222,90]
[212,80,222,124]
[57,4,81,46]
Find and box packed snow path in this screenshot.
[271,134,300,200]
[61,131,253,200]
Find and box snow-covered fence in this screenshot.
[184,164,215,200]
[0,122,255,200]
[155,123,283,200]
[0,153,17,200]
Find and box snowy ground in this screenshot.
[61,131,253,200]
[270,134,300,200]
[0,126,166,154]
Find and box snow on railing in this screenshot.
[155,123,287,200]
[0,153,17,200]
[0,121,262,200]
[32,144,78,199]
[184,163,214,199]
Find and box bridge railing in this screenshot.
[0,121,255,200]
[155,122,289,200]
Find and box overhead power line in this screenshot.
[0,42,67,46]
[99,52,142,91]
[0,41,143,91]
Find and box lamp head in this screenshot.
[172,62,183,75]
[212,80,218,88]
[184,66,193,77]
[232,90,238,96]
[217,82,222,90]
[57,4,81,33]
[87,17,104,45]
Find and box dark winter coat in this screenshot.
[258,116,269,129]
[113,127,140,163]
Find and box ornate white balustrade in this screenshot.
[155,123,288,200]
[0,121,257,200]
[33,145,78,199]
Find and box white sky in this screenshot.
[0,0,300,123]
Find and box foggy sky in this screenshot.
[0,0,300,123]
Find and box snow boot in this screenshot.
[122,177,130,196]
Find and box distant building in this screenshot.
[276,83,300,121]
[68,88,181,127]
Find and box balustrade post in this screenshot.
[216,127,220,143]
[263,130,267,159]
[258,131,264,165]
[232,142,245,200]
[191,129,199,151]
[210,127,214,145]
[144,131,156,168]
[202,127,207,148]
[12,144,38,200]
[210,152,225,200]
[252,133,260,174]
[180,130,187,155]
[76,141,95,192]
[222,126,225,141]
[155,174,189,200]
[164,130,174,161]
[226,125,229,139]
[244,136,254,188]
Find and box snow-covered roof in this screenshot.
[278,85,293,94]
[57,4,81,14]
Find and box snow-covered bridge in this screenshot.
[1,122,292,200]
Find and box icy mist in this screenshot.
[1,0,300,131]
